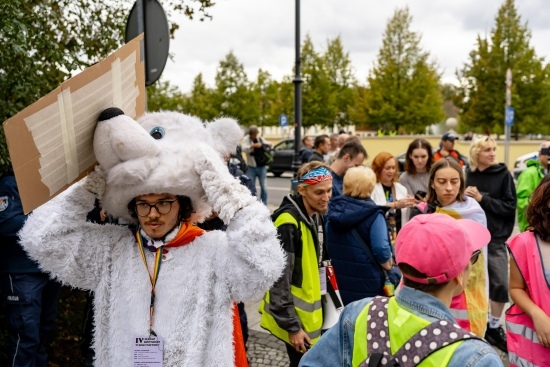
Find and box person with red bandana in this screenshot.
[259,162,333,367]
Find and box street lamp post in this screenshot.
[504,68,512,168]
[291,0,302,192]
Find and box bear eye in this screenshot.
[150,126,165,140]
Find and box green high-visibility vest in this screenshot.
[259,212,323,345]
[352,298,463,366]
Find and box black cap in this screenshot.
[442,132,459,141]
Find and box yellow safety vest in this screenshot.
[259,212,323,345]
[352,298,463,367]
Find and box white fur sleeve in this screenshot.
[193,145,257,224]
[220,200,286,301]
[18,182,128,291]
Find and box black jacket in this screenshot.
[466,164,516,240]
[308,151,325,163]
[268,194,328,333]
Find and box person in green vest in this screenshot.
[299,213,504,367]
[259,161,333,367]
[516,141,549,232]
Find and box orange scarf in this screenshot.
[164,222,205,248]
[150,222,248,365]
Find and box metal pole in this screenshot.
[504,68,512,168]
[136,0,148,110]
[291,0,302,193]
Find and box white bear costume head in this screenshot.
[92,107,244,223]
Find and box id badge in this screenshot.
[319,266,327,295]
[133,335,163,366]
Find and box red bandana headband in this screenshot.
[293,167,333,186]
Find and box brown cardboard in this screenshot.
[3,34,145,214]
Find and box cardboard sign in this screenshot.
[3,35,146,214]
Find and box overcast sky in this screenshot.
[161,0,550,93]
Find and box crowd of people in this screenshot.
[259,131,550,367]
[1,115,549,367]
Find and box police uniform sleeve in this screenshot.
[0,175,27,238]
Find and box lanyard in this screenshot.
[135,230,163,336]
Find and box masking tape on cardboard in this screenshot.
[57,89,79,183]
[112,58,122,110]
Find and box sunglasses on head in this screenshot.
[470,250,481,265]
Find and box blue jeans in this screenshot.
[248,166,268,204]
[1,273,61,367]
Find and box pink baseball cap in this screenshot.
[395,213,490,284]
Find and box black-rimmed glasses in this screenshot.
[135,200,177,217]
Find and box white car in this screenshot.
[513,151,538,179]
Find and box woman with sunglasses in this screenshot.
[506,175,550,366]
[465,137,516,353]
[409,157,489,338]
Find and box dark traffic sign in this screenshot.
[125,0,170,86]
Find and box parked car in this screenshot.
[268,138,297,177]
[513,151,538,179]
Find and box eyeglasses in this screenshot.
[470,250,481,265]
[135,200,177,217]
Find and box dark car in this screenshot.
[268,138,297,177]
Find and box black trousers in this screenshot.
[285,343,304,367]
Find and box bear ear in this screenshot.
[206,117,243,157]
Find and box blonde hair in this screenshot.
[469,136,498,172]
[343,166,376,199]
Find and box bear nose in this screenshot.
[98,107,125,122]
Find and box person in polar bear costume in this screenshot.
[18,108,286,367]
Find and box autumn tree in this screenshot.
[364,7,444,133]
[456,0,550,135]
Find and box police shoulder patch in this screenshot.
[0,196,8,212]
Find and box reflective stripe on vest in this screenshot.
[506,233,550,367]
[352,298,463,367]
[259,212,323,345]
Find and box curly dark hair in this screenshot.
[127,195,194,223]
[526,175,550,242]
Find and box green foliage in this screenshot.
[456,0,550,135]
[181,73,218,120]
[300,35,356,129]
[146,79,185,112]
[364,7,444,133]
[210,51,258,126]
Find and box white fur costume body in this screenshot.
[19,110,285,366]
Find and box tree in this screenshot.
[181,73,217,120]
[322,36,356,128]
[456,0,550,135]
[364,7,444,133]
[212,51,258,126]
[0,0,217,173]
[146,80,186,112]
[300,35,335,128]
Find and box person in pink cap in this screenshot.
[299,214,503,367]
